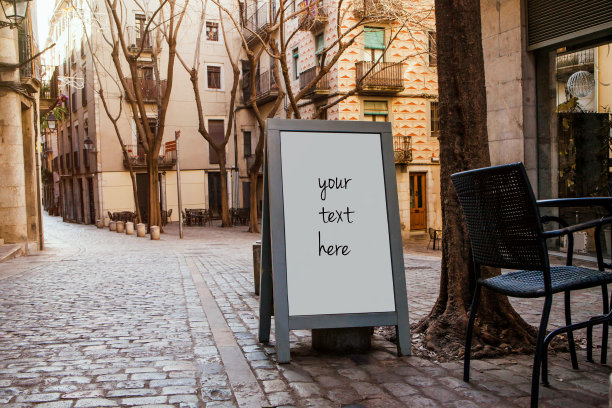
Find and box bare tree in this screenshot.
[221,0,434,232]
[176,0,241,227]
[93,0,189,229]
[74,2,142,223]
[414,0,537,358]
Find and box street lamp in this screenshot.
[83,136,96,152]
[47,112,57,130]
[0,0,31,29]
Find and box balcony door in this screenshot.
[410,173,426,230]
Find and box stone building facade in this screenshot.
[0,1,43,251]
[237,0,441,234]
[45,0,240,225]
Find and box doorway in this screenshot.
[409,173,427,230]
[208,172,222,218]
[87,178,95,224]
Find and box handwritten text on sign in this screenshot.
[318,177,355,256]
[280,131,396,316]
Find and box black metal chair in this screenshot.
[451,162,612,408]
[427,227,440,250]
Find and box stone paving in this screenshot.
[0,214,609,407]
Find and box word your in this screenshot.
[318,231,351,256]
[319,177,352,201]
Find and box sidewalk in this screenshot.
[0,215,609,407]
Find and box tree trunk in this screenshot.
[147,149,162,231]
[248,169,259,233]
[414,0,537,359]
[218,155,232,227]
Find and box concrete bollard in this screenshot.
[125,222,134,235]
[103,217,110,227]
[253,241,262,295]
[116,221,125,233]
[109,221,117,231]
[96,219,103,229]
[136,223,146,237]
[150,225,160,240]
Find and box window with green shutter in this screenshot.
[364,27,385,50]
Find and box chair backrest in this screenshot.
[451,162,549,271]
[428,228,435,239]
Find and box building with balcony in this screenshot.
[281,0,440,233]
[0,2,43,252]
[45,0,241,225]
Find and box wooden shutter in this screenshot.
[527,0,612,50]
[364,27,385,49]
[208,120,224,164]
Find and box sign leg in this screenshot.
[259,157,273,343]
[396,322,411,356]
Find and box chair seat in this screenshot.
[482,266,612,298]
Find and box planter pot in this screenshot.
[136,223,146,237]
[125,222,134,235]
[116,221,125,233]
[103,217,110,227]
[96,219,103,229]
[109,221,117,231]
[150,225,160,240]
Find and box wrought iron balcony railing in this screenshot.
[243,70,279,105]
[299,66,330,98]
[124,78,168,103]
[298,0,328,31]
[243,2,273,46]
[122,144,177,169]
[356,61,404,94]
[393,135,412,164]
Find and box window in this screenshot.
[135,14,150,48]
[428,31,437,67]
[207,65,222,89]
[292,48,299,79]
[430,101,439,136]
[206,21,219,41]
[364,27,385,62]
[82,66,87,106]
[315,33,324,66]
[243,130,252,157]
[137,65,154,81]
[208,120,224,164]
[363,100,388,122]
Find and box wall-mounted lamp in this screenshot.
[0,0,31,29]
[83,136,96,152]
[46,112,57,130]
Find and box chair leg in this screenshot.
[531,295,552,408]
[587,324,594,362]
[463,283,481,383]
[601,284,609,364]
[564,290,579,370]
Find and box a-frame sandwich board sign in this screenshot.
[258,118,410,363]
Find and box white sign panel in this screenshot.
[280,131,396,316]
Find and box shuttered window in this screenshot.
[527,0,612,50]
[208,120,224,164]
[364,27,385,50]
[315,33,324,54]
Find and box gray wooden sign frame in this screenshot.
[258,118,411,363]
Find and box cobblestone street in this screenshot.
[0,215,610,407]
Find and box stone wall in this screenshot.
[481,0,537,188]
